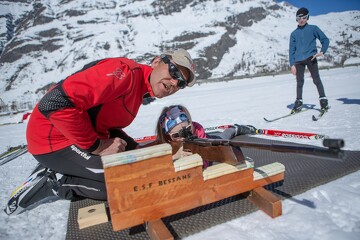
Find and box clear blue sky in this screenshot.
[276,0,360,15]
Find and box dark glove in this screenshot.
[234,124,258,135]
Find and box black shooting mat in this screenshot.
[66,136,360,240]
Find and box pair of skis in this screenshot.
[264,106,329,122]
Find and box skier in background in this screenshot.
[289,7,330,113]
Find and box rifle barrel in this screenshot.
[188,138,344,161]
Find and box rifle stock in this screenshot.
[183,143,245,165]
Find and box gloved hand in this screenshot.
[234,124,258,135]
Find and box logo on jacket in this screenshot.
[107,68,126,80]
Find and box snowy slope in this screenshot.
[0,66,359,239]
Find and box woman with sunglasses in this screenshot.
[289,7,330,114]
[153,105,259,168]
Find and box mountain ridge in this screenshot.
[0,0,359,104]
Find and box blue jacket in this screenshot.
[289,23,329,66]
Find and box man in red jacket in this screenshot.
[5,48,196,215]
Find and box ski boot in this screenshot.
[291,98,303,114]
[319,97,329,111]
[4,164,62,215]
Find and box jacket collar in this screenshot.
[297,23,308,29]
[140,64,155,97]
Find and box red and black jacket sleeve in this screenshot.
[37,58,135,152]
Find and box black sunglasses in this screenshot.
[161,55,187,89]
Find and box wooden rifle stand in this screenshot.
[102,143,285,239]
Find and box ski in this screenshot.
[259,129,328,140]
[0,121,23,127]
[0,145,28,166]
[134,135,156,142]
[0,145,26,160]
[312,107,330,121]
[203,125,232,133]
[264,107,314,122]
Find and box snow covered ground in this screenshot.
[0,66,359,239]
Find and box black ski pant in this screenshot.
[295,57,326,100]
[33,129,138,201]
[34,146,107,201]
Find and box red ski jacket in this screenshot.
[26,58,154,155]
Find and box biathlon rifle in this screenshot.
[176,127,345,164]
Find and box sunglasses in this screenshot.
[169,125,192,140]
[296,15,308,21]
[161,55,187,89]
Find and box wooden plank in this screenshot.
[253,162,285,180]
[173,154,203,172]
[102,143,172,168]
[146,219,174,240]
[247,187,282,218]
[203,161,253,180]
[77,203,108,229]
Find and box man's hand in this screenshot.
[92,138,127,156]
[311,52,324,61]
[172,146,192,160]
[291,65,296,75]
